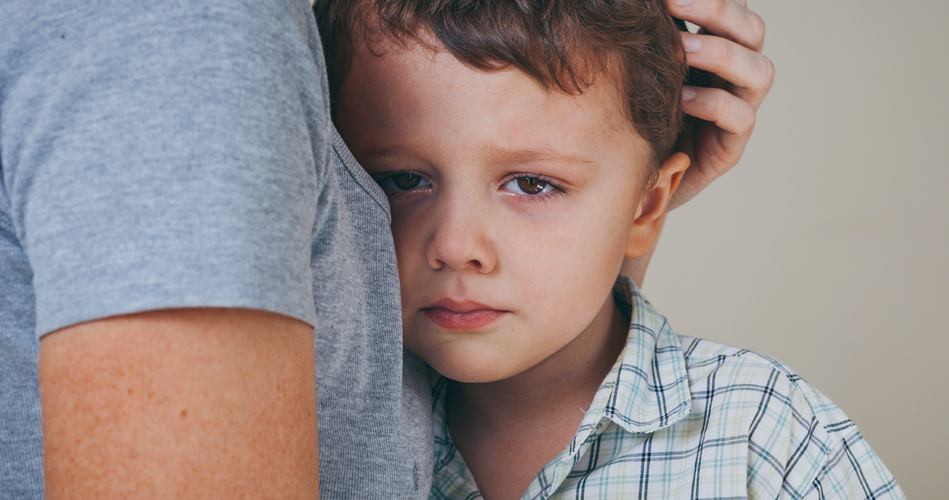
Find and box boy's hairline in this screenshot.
[344,36,663,191]
[320,0,685,180]
[343,28,665,179]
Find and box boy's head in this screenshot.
[318,0,688,169]
[319,0,691,384]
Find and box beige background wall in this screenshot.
[647,1,948,497]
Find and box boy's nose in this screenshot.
[425,203,497,274]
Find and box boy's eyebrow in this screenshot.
[359,145,414,161]
[487,146,599,169]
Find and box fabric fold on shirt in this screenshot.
[429,276,905,500]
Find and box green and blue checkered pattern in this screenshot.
[430,277,905,500]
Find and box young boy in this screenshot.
[318,1,905,498]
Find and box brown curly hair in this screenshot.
[315,0,688,169]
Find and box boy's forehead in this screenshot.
[340,37,649,169]
[352,35,629,115]
[352,37,528,96]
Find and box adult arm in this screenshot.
[40,310,320,499]
[0,0,330,496]
[622,0,775,285]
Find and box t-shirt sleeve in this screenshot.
[1,0,328,336]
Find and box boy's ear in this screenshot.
[625,152,690,259]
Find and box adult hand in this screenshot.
[668,0,774,210]
[622,0,773,285]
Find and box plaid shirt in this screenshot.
[430,278,905,500]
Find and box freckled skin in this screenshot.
[338,39,674,386]
[40,309,319,499]
[338,38,688,500]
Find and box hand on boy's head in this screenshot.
[620,0,772,286]
[664,0,774,210]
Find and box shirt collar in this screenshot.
[554,276,692,467]
[585,276,693,435]
[430,276,693,472]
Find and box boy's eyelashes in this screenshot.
[499,173,568,201]
[370,170,569,200]
[376,171,432,192]
[370,171,433,196]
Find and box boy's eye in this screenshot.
[504,176,554,195]
[378,173,431,192]
[392,173,423,190]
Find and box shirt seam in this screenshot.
[330,127,391,222]
[682,345,851,436]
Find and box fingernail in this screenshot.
[676,0,694,6]
[682,87,697,101]
[682,34,701,53]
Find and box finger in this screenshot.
[667,0,766,52]
[681,32,774,109]
[681,86,756,136]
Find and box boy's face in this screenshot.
[338,41,665,384]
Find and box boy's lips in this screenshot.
[421,299,508,330]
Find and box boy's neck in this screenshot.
[448,292,630,436]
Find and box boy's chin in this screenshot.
[416,344,519,384]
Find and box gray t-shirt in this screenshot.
[0,0,431,498]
